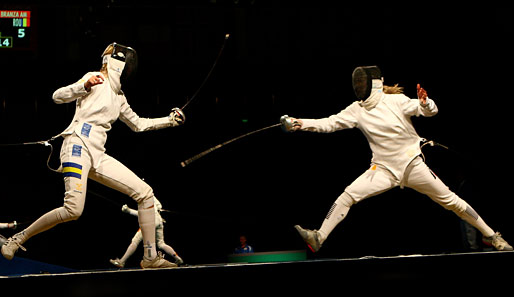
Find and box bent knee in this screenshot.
[340,192,356,206]
[57,205,83,222]
[133,184,154,206]
[432,193,466,212]
[66,205,83,221]
[156,240,165,249]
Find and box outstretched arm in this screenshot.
[281,103,359,133]
[119,97,185,132]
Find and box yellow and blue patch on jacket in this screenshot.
[62,162,82,179]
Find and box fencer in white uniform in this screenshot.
[110,197,184,268]
[282,66,512,253]
[1,43,185,268]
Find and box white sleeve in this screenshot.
[300,103,359,133]
[118,96,178,132]
[419,98,438,117]
[401,95,438,117]
[52,73,91,104]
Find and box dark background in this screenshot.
[1,1,512,270]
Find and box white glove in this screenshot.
[280,115,302,132]
[8,221,17,229]
[169,107,185,125]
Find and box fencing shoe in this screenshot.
[1,233,26,260]
[295,225,322,252]
[109,258,125,268]
[140,252,178,269]
[483,232,513,251]
[174,254,184,266]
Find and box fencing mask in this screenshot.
[101,42,138,94]
[352,66,382,100]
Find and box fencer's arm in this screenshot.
[52,81,89,104]
[52,74,103,104]
[119,97,185,132]
[415,83,437,117]
[297,104,359,133]
[121,204,139,217]
[419,97,438,116]
[402,97,437,117]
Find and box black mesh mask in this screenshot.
[352,66,381,100]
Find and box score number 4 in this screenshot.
[0,36,13,47]
[0,29,25,48]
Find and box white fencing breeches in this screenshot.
[21,134,156,253]
[319,156,494,243]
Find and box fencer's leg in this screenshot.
[20,176,88,241]
[2,135,90,260]
[296,164,397,252]
[155,226,175,256]
[138,197,157,260]
[156,242,177,258]
[318,192,354,243]
[122,230,142,263]
[407,162,513,251]
[156,226,183,264]
[405,160,495,237]
[89,155,158,259]
[296,193,354,252]
[111,229,142,268]
[405,159,512,250]
[319,165,396,239]
[89,154,175,268]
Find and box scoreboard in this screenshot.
[0,10,33,50]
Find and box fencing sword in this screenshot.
[180,123,281,167]
[181,33,230,110]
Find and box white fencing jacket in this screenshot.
[300,93,438,181]
[53,72,179,169]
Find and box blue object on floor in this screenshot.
[0,256,77,276]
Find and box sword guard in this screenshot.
[280,115,301,132]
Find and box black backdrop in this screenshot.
[1,1,513,269]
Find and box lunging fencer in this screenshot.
[110,197,184,268]
[282,66,512,253]
[1,43,185,268]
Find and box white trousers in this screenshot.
[21,134,156,258]
[319,156,494,242]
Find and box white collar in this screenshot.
[359,79,384,111]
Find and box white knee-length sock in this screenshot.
[318,192,354,244]
[138,204,157,260]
